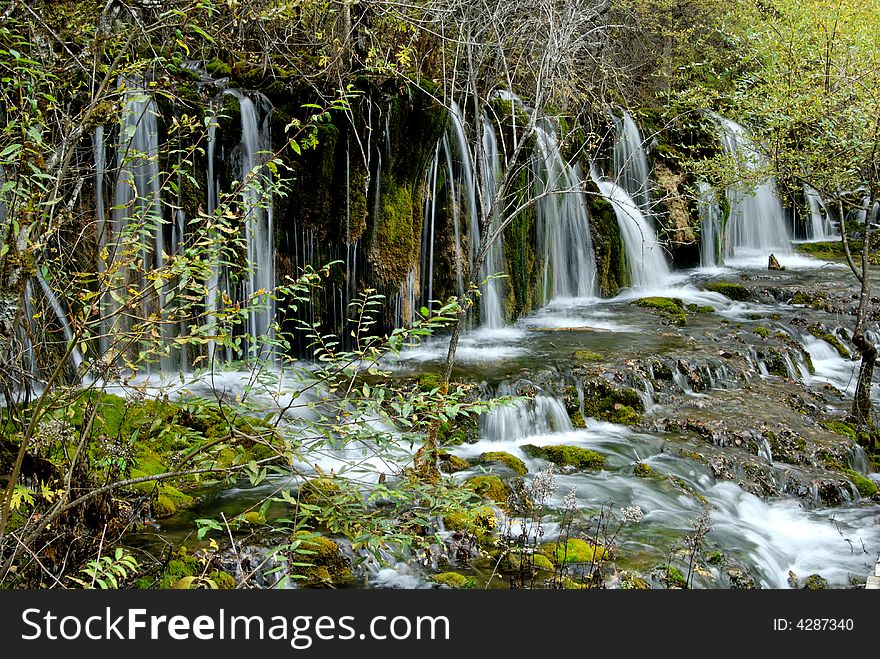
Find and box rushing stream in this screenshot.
[130,251,880,589]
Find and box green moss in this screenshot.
[704,281,750,301]
[477,451,528,476]
[796,240,880,265]
[292,532,354,588]
[822,420,857,440]
[803,574,829,590]
[372,179,417,284]
[570,410,587,429]
[619,572,652,589]
[579,379,644,425]
[417,372,444,391]
[633,297,687,326]
[634,462,661,478]
[660,564,687,589]
[586,178,628,295]
[805,325,850,358]
[521,444,607,470]
[465,475,512,506]
[706,551,725,566]
[298,477,343,505]
[443,506,498,545]
[437,451,470,474]
[686,304,716,314]
[143,548,236,589]
[429,572,475,589]
[539,538,607,564]
[843,469,879,497]
[205,58,232,78]
[574,350,603,362]
[504,551,555,573]
[754,326,770,338]
[241,511,267,526]
[154,485,194,518]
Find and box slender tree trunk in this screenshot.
[850,196,876,446]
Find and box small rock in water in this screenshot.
[768,253,785,270]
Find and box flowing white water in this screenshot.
[612,109,652,213]
[477,114,506,328]
[803,184,839,241]
[715,116,791,259]
[225,89,276,358]
[35,272,83,374]
[590,169,671,288]
[698,182,722,267]
[113,86,163,359]
[532,121,598,300]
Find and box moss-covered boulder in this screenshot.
[443,506,498,545]
[843,469,879,497]
[539,538,607,564]
[704,281,750,301]
[297,477,343,505]
[633,462,661,478]
[633,296,687,326]
[429,572,476,589]
[522,444,607,470]
[476,451,528,476]
[136,549,235,589]
[803,574,829,590]
[292,532,354,588]
[579,379,644,426]
[465,475,512,507]
[438,450,470,474]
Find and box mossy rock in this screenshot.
[806,325,850,358]
[292,532,354,588]
[504,551,554,573]
[633,462,661,478]
[477,451,528,476]
[570,410,587,429]
[539,538,607,564]
[822,420,857,440]
[154,484,194,518]
[239,511,267,526]
[417,372,444,391]
[619,572,652,589]
[754,326,770,338]
[580,379,644,426]
[574,350,603,363]
[442,506,498,545]
[297,477,343,505]
[438,451,470,474]
[633,297,687,326]
[686,304,715,314]
[522,444,607,470]
[803,574,829,590]
[143,549,235,589]
[704,281,750,301]
[843,469,879,497]
[465,475,512,507]
[429,572,475,589]
[659,564,687,589]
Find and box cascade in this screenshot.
[35,272,83,375]
[481,384,572,442]
[532,120,598,300]
[715,116,791,258]
[698,181,722,267]
[590,168,671,288]
[477,114,506,327]
[803,184,838,240]
[612,109,652,213]
[224,89,276,358]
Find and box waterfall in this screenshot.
[715,116,790,258]
[532,121,598,300]
[590,168,671,288]
[803,185,838,241]
[698,181,722,267]
[477,114,506,328]
[482,384,572,441]
[35,272,83,375]
[612,109,652,213]
[224,89,276,358]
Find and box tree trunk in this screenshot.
[849,195,876,445]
